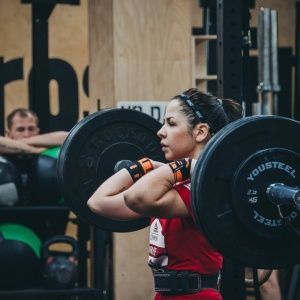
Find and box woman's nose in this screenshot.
[157,126,165,138]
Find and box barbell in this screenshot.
[57,108,300,270]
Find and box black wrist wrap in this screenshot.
[125,157,153,182]
[168,158,192,183]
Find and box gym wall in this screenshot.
[1,0,296,124]
[0,1,297,300]
[0,0,89,131]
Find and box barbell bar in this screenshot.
[57,109,300,269]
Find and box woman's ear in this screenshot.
[195,123,210,143]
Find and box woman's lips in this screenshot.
[161,143,168,151]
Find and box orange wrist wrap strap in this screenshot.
[125,157,154,182]
[168,158,192,183]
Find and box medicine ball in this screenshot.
[27,147,63,205]
[0,156,22,206]
[0,223,42,289]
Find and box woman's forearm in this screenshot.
[124,159,197,218]
[87,168,143,220]
[124,165,175,213]
[87,158,196,220]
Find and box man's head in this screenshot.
[6,108,40,140]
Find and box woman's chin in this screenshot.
[164,154,177,162]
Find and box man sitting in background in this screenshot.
[0,108,70,241]
[0,108,68,154]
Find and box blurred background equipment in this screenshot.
[27,147,63,206]
[0,156,22,207]
[42,235,78,289]
[0,223,42,289]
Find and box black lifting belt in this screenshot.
[153,269,219,295]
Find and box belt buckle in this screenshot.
[156,268,165,273]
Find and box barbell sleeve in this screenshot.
[114,160,134,173]
[266,183,300,207]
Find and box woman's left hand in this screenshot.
[150,159,165,169]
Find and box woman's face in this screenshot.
[157,99,201,161]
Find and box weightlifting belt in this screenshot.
[153,269,220,295]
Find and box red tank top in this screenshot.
[148,180,222,274]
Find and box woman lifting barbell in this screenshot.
[87,88,243,299]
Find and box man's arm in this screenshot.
[0,136,46,154]
[19,131,68,147]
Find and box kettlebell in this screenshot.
[42,235,79,289]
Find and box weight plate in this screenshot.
[192,115,300,269]
[232,148,300,240]
[58,109,166,232]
